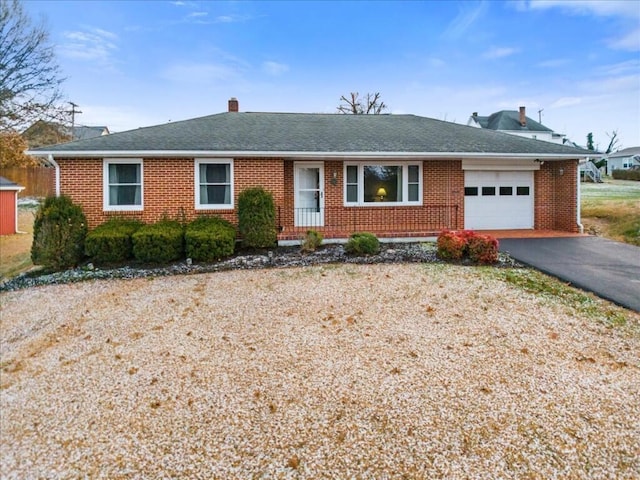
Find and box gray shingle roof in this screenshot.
[475,110,554,133]
[29,112,590,157]
[0,176,22,188]
[608,146,640,158]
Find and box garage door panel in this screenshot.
[464,171,533,230]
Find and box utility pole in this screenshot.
[69,102,82,140]
[538,108,543,124]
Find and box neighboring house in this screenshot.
[27,98,592,243]
[606,147,640,176]
[23,120,109,149]
[0,176,25,235]
[468,107,567,145]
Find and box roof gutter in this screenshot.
[45,154,60,196]
[27,150,590,161]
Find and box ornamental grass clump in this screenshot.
[185,216,236,262]
[437,230,499,264]
[344,232,380,255]
[31,195,87,270]
[85,218,143,264]
[132,220,184,263]
[300,229,323,253]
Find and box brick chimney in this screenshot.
[519,106,526,126]
[472,112,478,117]
[228,97,239,112]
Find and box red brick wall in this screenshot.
[57,157,286,229]
[280,159,463,239]
[535,160,579,232]
[56,156,578,236]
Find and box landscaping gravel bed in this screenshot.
[1,261,638,479]
[0,242,519,292]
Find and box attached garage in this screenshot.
[463,161,537,230]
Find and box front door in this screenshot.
[294,163,324,227]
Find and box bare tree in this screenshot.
[605,130,620,154]
[337,92,388,114]
[0,0,66,132]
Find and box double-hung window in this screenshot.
[104,159,143,211]
[344,162,422,206]
[195,159,233,209]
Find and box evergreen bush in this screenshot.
[85,218,143,264]
[132,220,184,263]
[237,187,277,248]
[185,216,236,261]
[31,195,87,270]
[344,232,380,255]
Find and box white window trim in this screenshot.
[103,158,143,212]
[343,161,423,207]
[195,158,234,210]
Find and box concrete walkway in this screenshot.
[498,236,640,312]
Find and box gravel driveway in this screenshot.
[1,263,639,479]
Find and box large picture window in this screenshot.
[104,159,143,211]
[195,159,233,209]
[344,162,422,206]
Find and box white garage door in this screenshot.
[464,171,534,230]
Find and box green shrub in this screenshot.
[31,195,87,270]
[436,230,499,264]
[185,216,236,261]
[344,232,380,255]
[132,220,184,263]
[300,229,323,253]
[85,218,143,264]
[237,187,277,248]
[612,169,640,181]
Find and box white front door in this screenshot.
[294,163,324,227]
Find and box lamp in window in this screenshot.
[376,187,387,201]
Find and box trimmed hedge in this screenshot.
[31,195,87,270]
[132,220,184,263]
[85,218,143,264]
[437,230,499,264]
[237,187,277,249]
[344,232,380,255]
[185,216,236,261]
[612,169,640,181]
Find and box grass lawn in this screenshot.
[0,206,37,280]
[581,178,640,245]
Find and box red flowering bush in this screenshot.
[466,234,499,264]
[436,230,499,264]
[436,230,467,260]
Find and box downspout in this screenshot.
[576,161,583,234]
[47,154,60,196]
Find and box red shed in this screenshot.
[0,176,25,235]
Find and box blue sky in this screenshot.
[24,0,640,149]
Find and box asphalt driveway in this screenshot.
[499,236,640,312]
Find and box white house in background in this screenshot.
[606,147,640,176]
[467,107,567,145]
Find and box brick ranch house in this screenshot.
[28,99,592,244]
